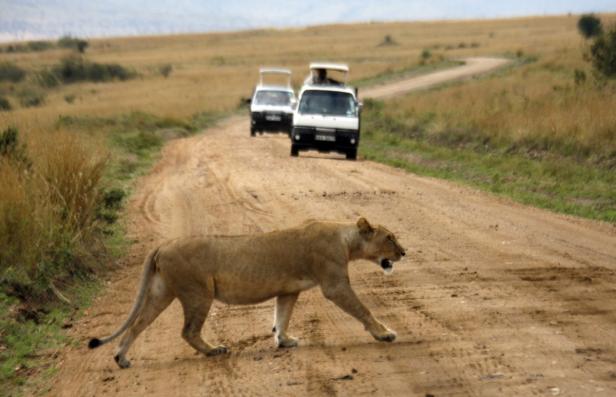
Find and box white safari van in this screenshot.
[291,63,360,160]
[250,68,296,136]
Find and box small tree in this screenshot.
[76,40,89,53]
[589,26,616,78]
[578,14,603,39]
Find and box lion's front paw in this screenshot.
[206,345,229,356]
[372,328,397,343]
[276,335,299,348]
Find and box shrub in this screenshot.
[58,35,89,53]
[419,49,432,64]
[17,88,45,108]
[159,63,173,78]
[52,56,135,83]
[0,62,26,82]
[0,127,30,168]
[578,14,603,39]
[64,94,76,104]
[102,188,125,209]
[589,26,616,78]
[0,96,10,111]
[26,41,53,52]
[573,69,587,85]
[35,68,60,88]
[378,34,398,47]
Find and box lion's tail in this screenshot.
[88,247,159,349]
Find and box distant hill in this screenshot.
[1,0,615,42]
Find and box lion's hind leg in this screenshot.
[178,281,228,357]
[114,273,174,368]
[274,293,299,348]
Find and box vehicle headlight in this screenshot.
[295,134,301,141]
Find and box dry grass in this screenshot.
[385,51,616,160]
[0,129,107,299]
[1,14,610,126]
[0,14,614,294]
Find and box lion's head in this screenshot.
[357,217,406,274]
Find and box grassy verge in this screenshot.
[360,99,616,223]
[0,282,101,395]
[0,110,223,396]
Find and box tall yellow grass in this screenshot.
[0,130,106,299]
[386,44,616,156]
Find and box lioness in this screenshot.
[89,217,406,368]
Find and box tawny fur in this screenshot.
[88,217,406,369]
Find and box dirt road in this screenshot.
[361,57,511,99]
[48,59,616,396]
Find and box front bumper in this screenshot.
[251,112,293,133]
[291,126,359,153]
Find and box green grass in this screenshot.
[0,280,102,396]
[360,100,616,223]
[58,110,222,181]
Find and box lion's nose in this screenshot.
[401,250,406,256]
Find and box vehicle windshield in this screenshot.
[254,90,293,106]
[298,90,357,117]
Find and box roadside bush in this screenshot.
[0,62,26,83]
[589,26,616,78]
[578,14,603,39]
[52,56,136,83]
[0,96,10,111]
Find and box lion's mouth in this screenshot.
[380,258,393,274]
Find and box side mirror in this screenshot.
[358,101,363,110]
[244,97,252,105]
[291,98,298,110]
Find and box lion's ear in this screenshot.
[357,217,374,236]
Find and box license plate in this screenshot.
[265,114,281,121]
[315,134,336,142]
